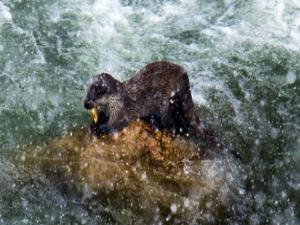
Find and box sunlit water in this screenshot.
[0,0,299,224]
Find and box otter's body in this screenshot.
[125,62,193,129]
[84,61,218,146]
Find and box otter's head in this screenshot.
[84,73,124,130]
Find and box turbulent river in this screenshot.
[0,0,299,224]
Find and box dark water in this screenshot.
[0,0,299,224]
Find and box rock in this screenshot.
[20,121,235,224]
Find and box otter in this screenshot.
[84,61,220,147]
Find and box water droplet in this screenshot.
[286,71,296,84]
[170,203,177,214]
[239,188,245,195]
[141,172,147,180]
[270,128,280,139]
[21,154,26,161]
[183,198,191,208]
[22,219,29,224]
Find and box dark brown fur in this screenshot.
[84,61,220,147]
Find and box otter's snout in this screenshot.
[84,100,95,109]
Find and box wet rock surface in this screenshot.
[19,121,239,224]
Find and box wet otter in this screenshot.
[84,61,220,146]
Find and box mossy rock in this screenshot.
[19,121,237,224]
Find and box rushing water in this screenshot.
[0,0,299,224]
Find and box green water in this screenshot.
[0,0,299,224]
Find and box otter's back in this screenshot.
[124,61,190,104]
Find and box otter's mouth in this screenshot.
[90,108,110,125]
[91,108,98,124]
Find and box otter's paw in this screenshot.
[90,124,111,136]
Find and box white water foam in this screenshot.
[0,2,12,26]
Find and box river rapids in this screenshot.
[0,0,299,224]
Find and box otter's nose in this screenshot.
[84,100,94,109]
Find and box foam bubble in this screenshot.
[0,2,12,25]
